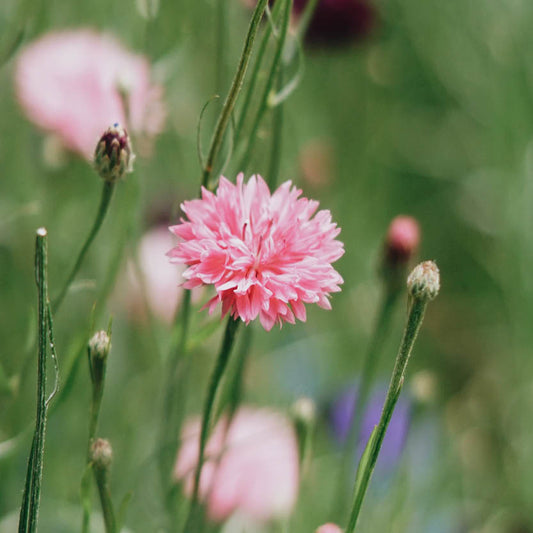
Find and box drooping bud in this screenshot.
[88,330,111,388]
[407,261,440,302]
[94,123,134,182]
[290,397,316,470]
[90,438,113,470]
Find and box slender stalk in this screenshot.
[201,0,268,190]
[335,290,398,514]
[226,324,253,421]
[239,0,292,172]
[18,228,50,533]
[94,464,117,533]
[52,181,115,313]
[346,298,429,532]
[295,0,319,40]
[266,70,285,187]
[183,317,241,532]
[235,0,285,142]
[215,0,228,94]
[82,330,111,533]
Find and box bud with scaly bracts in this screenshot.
[94,123,135,182]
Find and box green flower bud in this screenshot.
[91,438,113,470]
[407,260,440,301]
[88,330,111,387]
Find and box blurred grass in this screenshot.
[2,0,533,531]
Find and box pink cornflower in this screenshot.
[15,29,165,159]
[168,174,344,331]
[174,407,300,523]
[315,524,343,533]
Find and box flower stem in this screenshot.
[335,289,398,514]
[346,297,430,532]
[93,463,117,533]
[215,0,228,95]
[201,0,268,190]
[52,180,115,313]
[18,228,51,533]
[266,70,285,187]
[239,0,292,172]
[183,317,241,532]
[235,0,285,143]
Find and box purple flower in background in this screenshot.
[329,383,411,471]
[294,0,377,47]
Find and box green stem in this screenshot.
[215,0,228,95]
[336,290,398,514]
[235,0,284,143]
[239,0,292,172]
[183,317,241,532]
[226,324,253,422]
[295,0,319,40]
[93,464,117,533]
[266,70,285,187]
[346,298,429,532]
[18,228,50,533]
[201,0,268,190]
[52,181,115,313]
[82,336,110,533]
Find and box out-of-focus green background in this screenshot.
[2,0,533,531]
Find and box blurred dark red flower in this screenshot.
[294,0,377,47]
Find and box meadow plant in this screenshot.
[6,1,447,532]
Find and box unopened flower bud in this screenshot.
[290,397,316,470]
[94,123,134,182]
[407,261,440,301]
[291,396,316,427]
[385,216,420,266]
[88,330,111,387]
[91,438,113,469]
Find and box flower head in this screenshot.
[168,174,344,331]
[15,29,165,159]
[174,407,299,523]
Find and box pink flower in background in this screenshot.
[384,215,420,266]
[315,524,343,533]
[174,407,299,523]
[168,174,344,331]
[15,29,165,159]
[132,226,184,323]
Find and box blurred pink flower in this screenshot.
[385,215,420,265]
[315,524,343,533]
[174,407,300,523]
[15,29,165,159]
[168,174,344,331]
[135,226,184,323]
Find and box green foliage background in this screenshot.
[1,0,533,531]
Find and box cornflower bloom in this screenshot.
[15,29,165,159]
[168,174,344,331]
[174,407,299,523]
